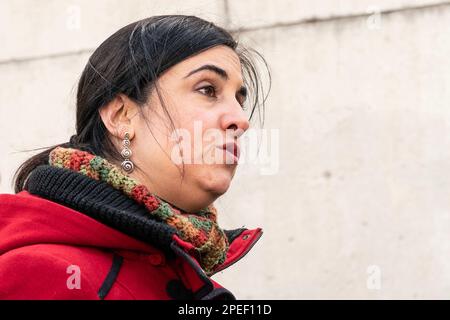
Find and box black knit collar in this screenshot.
[25,165,180,254]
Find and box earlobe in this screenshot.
[117,125,135,140]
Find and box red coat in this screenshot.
[0,191,262,300]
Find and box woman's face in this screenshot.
[106,45,250,212]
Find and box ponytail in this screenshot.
[12,139,73,193]
[12,135,98,193]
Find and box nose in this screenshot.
[221,104,250,139]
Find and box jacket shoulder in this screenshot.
[0,244,109,299]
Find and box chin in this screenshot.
[199,165,235,197]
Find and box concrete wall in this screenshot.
[2,0,450,299]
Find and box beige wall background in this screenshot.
[2,0,450,299]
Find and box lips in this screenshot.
[222,142,240,163]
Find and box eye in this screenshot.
[197,84,247,110]
[197,85,216,98]
[237,97,246,109]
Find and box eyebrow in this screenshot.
[184,64,248,99]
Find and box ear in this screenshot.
[99,94,137,140]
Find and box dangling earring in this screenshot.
[121,132,134,173]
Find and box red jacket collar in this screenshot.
[171,227,263,275]
[170,229,262,299]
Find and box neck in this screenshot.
[122,163,216,213]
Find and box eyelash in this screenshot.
[197,85,246,108]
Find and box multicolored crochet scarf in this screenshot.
[48,146,229,275]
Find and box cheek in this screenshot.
[173,120,232,182]
[133,116,174,166]
[176,117,221,163]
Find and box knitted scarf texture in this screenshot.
[48,146,229,275]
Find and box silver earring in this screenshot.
[120,132,134,173]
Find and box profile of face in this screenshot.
[100,45,250,212]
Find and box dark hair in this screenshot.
[13,15,271,193]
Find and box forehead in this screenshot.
[168,45,243,82]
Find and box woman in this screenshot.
[0,15,269,300]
